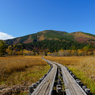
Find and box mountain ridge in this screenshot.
[5,30,95,46]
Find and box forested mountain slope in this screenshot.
[5,30,95,46]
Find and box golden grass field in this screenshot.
[44,56,95,94]
[0,56,50,94]
[0,56,95,94]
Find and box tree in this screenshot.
[6,45,13,55]
[58,49,64,56]
[0,40,7,56]
[77,49,83,56]
[45,51,47,56]
[83,44,93,56]
[71,45,77,50]
[71,50,78,56]
[83,44,92,51]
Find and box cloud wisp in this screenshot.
[0,32,14,40]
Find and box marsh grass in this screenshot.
[0,56,50,86]
[44,56,95,94]
[19,92,28,95]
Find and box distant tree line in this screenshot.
[0,40,95,56]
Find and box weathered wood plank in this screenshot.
[31,60,57,95]
[54,62,87,95]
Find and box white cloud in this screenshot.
[0,32,14,40]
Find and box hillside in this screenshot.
[5,30,73,45]
[71,31,95,45]
[5,30,95,46]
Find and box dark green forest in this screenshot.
[12,40,86,53]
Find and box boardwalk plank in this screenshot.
[31,60,57,95]
[54,62,87,95]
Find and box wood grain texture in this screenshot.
[31,60,57,95]
[54,62,87,95]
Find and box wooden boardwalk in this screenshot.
[31,60,57,95]
[29,58,90,95]
[54,62,87,95]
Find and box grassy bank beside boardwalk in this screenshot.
[0,56,50,94]
[44,56,95,94]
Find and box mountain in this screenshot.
[5,30,95,46]
[5,30,72,45]
[71,31,95,45]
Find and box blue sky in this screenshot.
[0,0,95,39]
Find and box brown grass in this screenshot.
[72,32,95,40]
[0,56,50,86]
[24,35,33,43]
[44,56,95,94]
[44,56,80,65]
[0,56,46,74]
[38,35,45,41]
[13,37,21,45]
